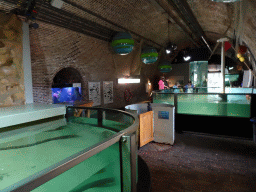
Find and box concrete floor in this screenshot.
[138,132,256,192]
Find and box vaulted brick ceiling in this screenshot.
[1,0,256,62]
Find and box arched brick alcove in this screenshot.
[52,67,83,86]
[51,67,90,104]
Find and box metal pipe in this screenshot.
[38,9,114,38]
[151,0,199,47]
[167,0,213,50]
[2,0,115,41]
[221,41,225,93]
[37,5,114,38]
[201,36,213,53]
[208,42,220,60]
[61,0,164,48]
[37,17,111,41]
[167,0,202,37]
[39,3,115,35]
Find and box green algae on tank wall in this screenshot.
[177,94,250,117]
[153,93,251,118]
[32,142,121,192]
[0,119,122,192]
[153,92,175,105]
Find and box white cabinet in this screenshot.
[125,103,175,146]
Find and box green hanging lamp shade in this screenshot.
[211,0,241,2]
[141,47,158,64]
[158,60,172,73]
[111,32,134,55]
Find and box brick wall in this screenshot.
[30,21,158,108]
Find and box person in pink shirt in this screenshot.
[158,76,167,90]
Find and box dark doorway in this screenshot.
[152,75,160,91]
[52,67,82,87]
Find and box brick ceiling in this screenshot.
[1,0,256,65]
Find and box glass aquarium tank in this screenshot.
[153,88,254,118]
[189,61,208,88]
[0,104,138,192]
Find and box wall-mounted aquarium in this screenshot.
[0,104,139,192]
[52,86,82,104]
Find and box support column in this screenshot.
[217,38,229,93]
[221,41,225,93]
[217,38,228,107]
[23,22,33,103]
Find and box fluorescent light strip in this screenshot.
[118,78,140,84]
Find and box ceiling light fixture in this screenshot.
[183,50,191,61]
[211,0,241,2]
[165,43,177,55]
[118,78,140,84]
[183,56,191,61]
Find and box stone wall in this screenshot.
[30,21,158,108]
[0,13,25,107]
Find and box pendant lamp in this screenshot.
[158,60,172,73]
[141,47,158,64]
[111,32,134,55]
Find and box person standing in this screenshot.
[158,76,168,90]
[185,81,194,93]
[173,82,180,93]
[164,78,169,89]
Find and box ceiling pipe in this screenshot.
[38,4,114,37]
[168,0,204,36]
[39,4,114,33]
[2,0,115,41]
[2,0,162,47]
[167,0,212,53]
[148,0,200,47]
[61,0,164,48]
[37,17,111,41]
[201,36,213,53]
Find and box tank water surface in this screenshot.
[154,93,251,117]
[1,117,125,192]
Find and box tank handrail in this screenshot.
[11,107,139,192]
[152,91,255,95]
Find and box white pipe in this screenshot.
[221,42,225,93]
[201,36,213,53]
[22,22,34,104]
